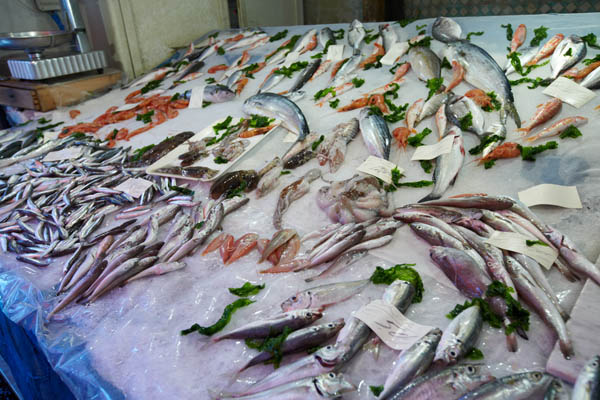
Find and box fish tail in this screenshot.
[418,192,441,203]
[506,101,521,128]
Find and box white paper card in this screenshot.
[380,42,409,65]
[543,77,596,108]
[327,45,345,61]
[283,132,298,143]
[355,300,435,350]
[114,178,154,199]
[188,85,206,108]
[486,231,558,269]
[43,147,83,162]
[518,184,582,209]
[43,131,60,143]
[357,156,403,184]
[411,134,454,161]
[283,51,300,67]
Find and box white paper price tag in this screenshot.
[43,131,60,143]
[357,156,403,184]
[486,231,558,270]
[282,132,298,143]
[327,45,345,61]
[283,51,300,67]
[543,77,596,108]
[114,178,154,199]
[188,85,206,108]
[355,300,434,350]
[411,134,454,161]
[380,42,409,65]
[518,184,582,209]
[43,147,83,162]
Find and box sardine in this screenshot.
[359,108,391,160]
[420,130,464,202]
[281,279,369,311]
[435,305,482,365]
[432,17,462,43]
[460,371,552,400]
[572,355,600,400]
[550,35,587,79]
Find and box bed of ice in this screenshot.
[0,12,599,399]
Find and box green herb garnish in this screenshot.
[280,170,291,175]
[420,160,433,173]
[583,54,600,65]
[365,33,380,44]
[486,281,530,334]
[381,83,409,123]
[459,112,473,131]
[389,62,407,74]
[136,110,154,124]
[407,127,432,147]
[225,180,247,199]
[241,63,259,78]
[265,34,300,62]
[140,79,161,94]
[108,129,118,141]
[530,26,548,47]
[216,46,225,55]
[484,159,496,169]
[37,117,52,124]
[526,239,549,247]
[469,134,503,155]
[35,122,63,133]
[426,77,444,100]
[311,135,325,151]
[509,76,551,88]
[229,282,265,297]
[249,114,274,128]
[370,385,384,397]
[169,185,194,195]
[396,18,416,27]
[314,87,336,101]
[245,327,293,368]
[559,125,582,139]
[352,77,365,88]
[195,221,204,229]
[501,24,513,41]
[181,298,254,336]
[415,24,427,31]
[447,298,503,329]
[369,264,423,303]
[170,92,181,102]
[396,180,434,188]
[329,99,340,108]
[581,33,600,49]
[274,61,309,78]
[441,57,452,69]
[364,55,383,70]
[132,144,155,161]
[207,116,245,145]
[202,101,212,108]
[270,29,288,42]
[466,31,484,41]
[481,91,502,112]
[16,120,32,127]
[333,29,344,40]
[213,156,229,164]
[408,36,432,48]
[205,77,216,84]
[390,166,403,185]
[517,141,558,161]
[466,347,484,360]
[564,48,572,57]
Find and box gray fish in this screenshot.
[226,69,243,90]
[379,328,442,400]
[459,371,553,400]
[417,92,452,126]
[331,54,362,86]
[348,20,366,55]
[359,108,391,160]
[544,379,570,400]
[203,84,236,103]
[212,309,322,342]
[389,364,494,400]
[319,27,335,48]
[504,46,539,74]
[435,305,482,366]
[445,40,521,127]
[281,279,369,311]
[420,129,464,202]
[581,65,600,89]
[290,28,317,54]
[432,17,462,43]
[408,46,441,82]
[258,70,285,93]
[446,97,485,136]
[379,23,398,52]
[429,246,490,299]
[243,92,309,141]
[550,35,587,79]
[169,60,204,88]
[241,319,345,370]
[573,355,600,400]
[289,58,322,94]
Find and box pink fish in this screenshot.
[518,98,562,134]
[525,116,587,142]
[510,24,527,53]
[226,233,259,264]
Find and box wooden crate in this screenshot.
[0,69,121,111]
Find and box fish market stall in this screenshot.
[1,11,600,400]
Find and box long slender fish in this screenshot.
[459,371,553,400]
[572,355,600,400]
[287,58,321,94]
[420,129,464,202]
[280,279,369,311]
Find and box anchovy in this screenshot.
[281,279,369,311]
[459,371,553,400]
[572,355,600,400]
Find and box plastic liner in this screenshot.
[0,12,599,400]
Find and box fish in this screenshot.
[445,60,465,93]
[257,67,285,93]
[581,65,600,89]
[446,97,485,137]
[392,127,411,148]
[273,169,321,229]
[256,164,283,198]
[241,319,345,370]
[525,116,587,142]
[436,104,448,138]
[563,61,600,81]
[379,328,442,400]
[281,279,369,311]
[511,24,527,53]
[379,23,398,52]
[219,234,235,263]
[408,46,441,82]
[526,33,565,66]
[420,130,464,202]
[348,20,366,55]
[504,46,539,75]
[432,17,462,43]
[169,60,205,88]
[220,372,355,399]
[429,246,490,299]
[212,309,322,341]
[319,27,335,48]
[287,58,321,95]
[203,84,236,103]
[445,40,521,127]
[459,371,553,400]
[128,131,194,167]
[544,379,570,400]
[359,108,391,160]
[435,306,482,366]
[209,170,259,199]
[517,98,562,134]
[406,98,424,132]
[291,28,318,55]
[417,92,452,126]
[282,133,319,169]
[126,261,186,283]
[331,54,362,86]
[550,35,587,79]
[226,233,258,264]
[504,256,573,358]
[572,355,600,400]
[388,364,494,399]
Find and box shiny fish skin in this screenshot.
[572,355,600,400]
[446,97,485,137]
[319,27,335,48]
[544,379,570,400]
[359,108,391,160]
[379,23,398,52]
[435,305,482,366]
[243,93,309,139]
[550,35,587,79]
[581,64,600,89]
[420,130,464,202]
[459,371,553,400]
[408,46,441,82]
[432,17,463,43]
[429,246,490,299]
[281,279,369,311]
[518,98,562,134]
[288,58,321,94]
[348,20,366,55]
[505,46,539,75]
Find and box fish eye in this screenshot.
[532,372,542,380]
[449,350,457,358]
[593,361,599,368]
[328,373,335,378]
[328,323,334,327]
[326,345,333,349]
[291,296,297,301]
[467,366,475,373]
[307,291,311,295]
[306,312,312,318]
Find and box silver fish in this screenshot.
[258,69,285,93]
[290,28,317,54]
[550,35,587,79]
[544,379,570,400]
[432,17,462,43]
[169,60,204,88]
[504,46,539,74]
[435,305,482,366]
[226,69,243,89]
[281,279,369,311]
[379,328,442,400]
[359,108,391,160]
[572,355,600,400]
[243,92,309,142]
[460,371,553,400]
[319,27,335,48]
[417,92,452,126]
[446,97,485,136]
[183,84,235,103]
[420,129,464,202]
[331,54,362,86]
[348,20,366,55]
[379,23,398,52]
[408,46,441,82]
[445,40,521,127]
[581,65,600,89]
[288,58,322,93]
[212,309,322,341]
[273,169,320,229]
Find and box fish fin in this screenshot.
[449,174,459,186]
[418,192,441,203]
[506,101,522,128]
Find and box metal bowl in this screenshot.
[0,31,73,59]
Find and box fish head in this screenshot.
[281,291,313,311]
[432,17,462,43]
[451,364,495,393]
[205,84,236,103]
[297,308,323,323]
[424,328,443,344]
[324,318,346,334]
[314,372,357,397]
